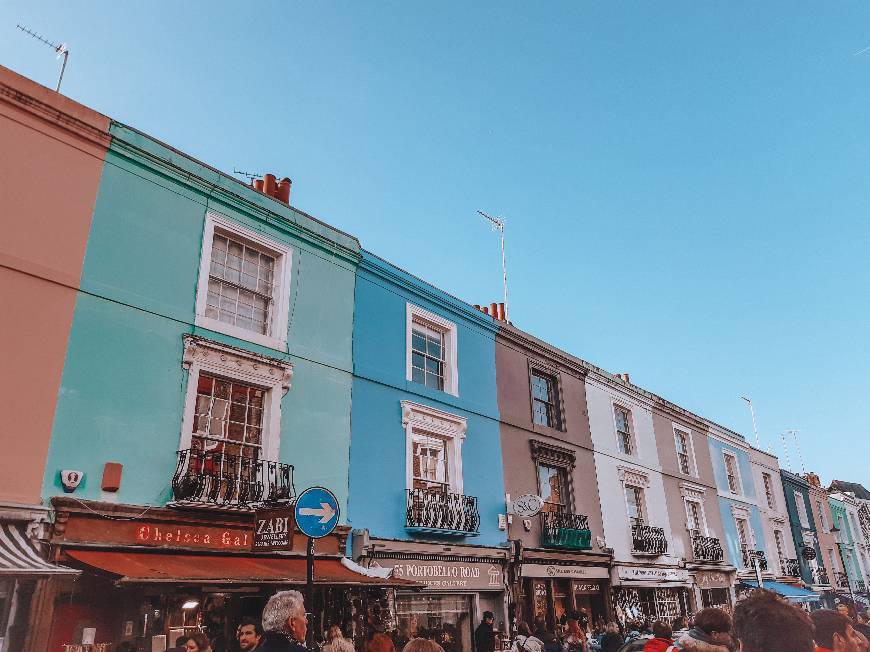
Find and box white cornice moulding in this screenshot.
[182,335,293,394]
[401,400,467,439]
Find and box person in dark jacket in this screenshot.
[475,612,496,652]
[258,590,309,652]
[600,623,624,652]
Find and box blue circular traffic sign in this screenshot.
[295,486,340,539]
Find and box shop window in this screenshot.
[701,588,731,609]
[406,304,459,396]
[194,212,293,351]
[396,594,473,652]
[538,464,568,513]
[531,369,561,430]
[614,405,634,455]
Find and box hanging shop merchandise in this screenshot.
[353,531,509,652]
[43,498,419,651]
[612,566,692,622]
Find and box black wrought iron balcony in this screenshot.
[857,580,867,592]
[692,534,724,562]
[631,524,668,555]
[812,568,830,585]
[780,557,801,577]
[835,572,850,588]
[406,488,480,534]
[541,512,592,550]
[172,448,294,508]
[741,548,768,571]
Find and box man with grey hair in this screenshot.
[258,590,309,652]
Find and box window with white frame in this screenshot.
[762,473,776,510]
[614,405,634,455]
[818,500,830,533]
[851,513,861,543]
[406,304,458,396]
[829,549,840,573]
[180,335,292,469]
[674,428,692,475]
[795,491,810,529]
[723,452,741,494]
[401,401,466,495]
[531,369,561,430]
[195,213,293,350]
[538,464,568,513]
[626,485,646,526]
[735,517,752,550]
[774,529,786,563]
[685,499,706,537]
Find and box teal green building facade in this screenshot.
[41,123,360,515]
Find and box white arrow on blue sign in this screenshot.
[295,486,340,539]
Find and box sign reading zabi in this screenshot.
[295,486,340,539]
[253,507,295,551]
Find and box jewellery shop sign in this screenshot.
[373,559,504,591]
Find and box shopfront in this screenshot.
[691,570,735,611]
[612,566,692,623]
[518,562,611,631]
[354,535,508,652]
[46,499,418,651]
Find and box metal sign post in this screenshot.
[294,486,340,648]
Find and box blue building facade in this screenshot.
[707,431,771,579]
[348,250,507,642]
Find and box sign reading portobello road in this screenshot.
[373,560,504,590]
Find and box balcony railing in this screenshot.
[857,580,867,592]
[741,548,768,571]
[171,448,295,508]
[812,568,830,585]
[780,557,801,577]
[406,489,480,534]
[692,534,724,563]
[631,524,668,555]
[835,572,850,588]
[541,512,592,550]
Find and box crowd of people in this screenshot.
[171,589,870,652]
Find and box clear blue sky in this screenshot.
[3,2,868,486]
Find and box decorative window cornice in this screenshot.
[730,504,751,521]
[182,335,293,394]
[617,466,650,488]
[680,482,707,501]
[400,400,467,439]
[530,440,576,469]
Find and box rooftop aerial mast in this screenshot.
[477,210,509,321]
[16,24,69,92]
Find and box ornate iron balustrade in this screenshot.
[857,580,867,592]
[780,557,801,577]
[541,512,592,550]
[812,568,830,585]
[171,448,294,508]
[741,548,768,571]
[406,489,480,534]
[835,572,850,588]
[631,524,668,555]
[692,534,724,562]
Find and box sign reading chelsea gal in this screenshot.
[253,507,295,551]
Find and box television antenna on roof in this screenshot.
[233,168,262,181]
[477,210,509,321]
[16,24,69,92]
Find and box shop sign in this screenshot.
[573,582,601,594]
[522,564,610,579]
[694,571,731,589]
[135,524,251,549]
[802,546,817,561]
[617,567,689,582]
[253,507,295,551]
[374,559,504,590]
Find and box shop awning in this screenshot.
[65,549,422,587]
[0,523,79,576]
[742,580,821,603]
